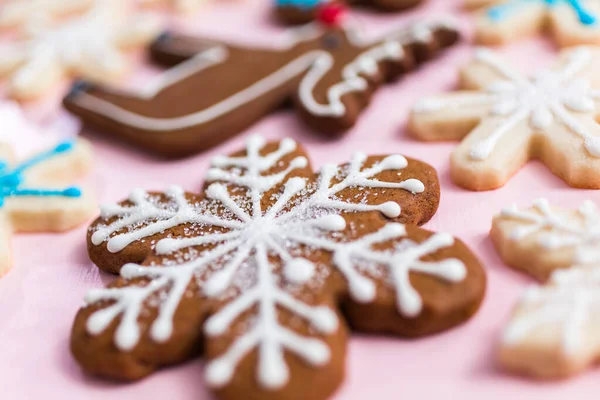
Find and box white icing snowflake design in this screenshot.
[413,47,600,160]
[0,0,92,30]
[83,135,470,390]
[0,0,159,98]
[503,267,600,355]
[501,198,600,265]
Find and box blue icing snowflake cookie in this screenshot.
[476,0,600,46]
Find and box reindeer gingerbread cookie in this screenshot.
[492,199,600,379]
[63,13,459,157]
[469,0,600,47]
[72,135,485,400]
[274,0,424,25]
[409,46,600,191]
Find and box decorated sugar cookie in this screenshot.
[72,136,485,400]
[275,0,424,26]
[409,47,600,191]
[0,0,93,31]
[472,0,600,47]
[0,0,160,100]
[63,18,459,158]
[0,138,95,276]
[491,198,600,281]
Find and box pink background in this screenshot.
[1,0,599,399]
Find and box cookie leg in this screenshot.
[450,117,533,191]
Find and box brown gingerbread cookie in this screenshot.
[63,17,459,158]
[72,136,485,400]
[274,1,424,26]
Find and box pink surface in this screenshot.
[1,1,599,399]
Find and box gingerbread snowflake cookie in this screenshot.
[491,198,600,281]
[471,0,600,47]
[0,0,160,100]
[409,46,600,191]
[274,0,424,26]
[63,17,459,157]
[72,136,485,400]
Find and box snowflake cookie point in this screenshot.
[74,136,485,399]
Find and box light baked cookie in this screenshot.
[139,0,206,13]
[71,135,485,400]
[409,47,600,191]
[0,138,95,276]
[499,267,600,379]
[474,0,600,46]
[0,0,160,100]
[491,198,600,281]
[0,0,93,31]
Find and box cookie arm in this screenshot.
[475,1,547,45]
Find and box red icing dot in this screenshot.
[317,3,347,27]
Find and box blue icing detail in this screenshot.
[276,0,324,10]
[0,140,82,208]
[488,0,597,26]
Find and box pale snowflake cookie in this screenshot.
[72,135,485,400]
[0,0,160,100]
[500,267,600,378]
[491,198,600,281]
[410,46,600,191]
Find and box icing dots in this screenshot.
[83,135,468,390]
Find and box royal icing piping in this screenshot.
[69,20,454,131]
[0,141,82,206]
[501,198,600,264]
[413,47,600,160]
[503,267,600,355]
[85,135,465,389]
[488,0,597,26]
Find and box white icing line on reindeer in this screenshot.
[413,47,600,160]
[503,268,600,355]
[500,198,600,264]
[69,21,450,129]
[84,135,464,390]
